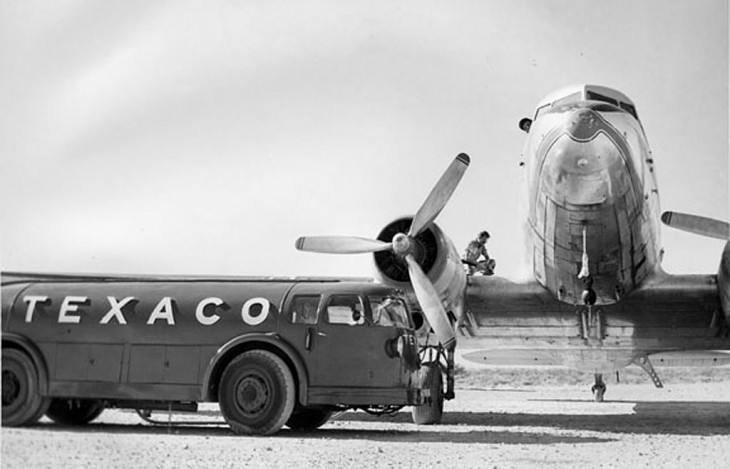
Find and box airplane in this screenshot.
[295,84,730,401]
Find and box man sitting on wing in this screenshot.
[463,230,496,276]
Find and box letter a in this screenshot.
[147,297,176,325]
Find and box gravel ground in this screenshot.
[3,381,729,469]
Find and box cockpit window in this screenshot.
[586,90,619,107]
[369,296,409,328]
[534,89,640,123]
[620,102,638,119]
[590,103,621,113]
[551,91,583,109]
[534,104,551,121]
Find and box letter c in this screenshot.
[196,297,223,326]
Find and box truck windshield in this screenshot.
[369,296,409,328]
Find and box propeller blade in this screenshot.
[661,211,729,240]
[295,236,392,254]
[404,254,456,348]
[408,153,470,237]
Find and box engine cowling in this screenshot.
[372,217,467,338]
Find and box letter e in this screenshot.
[59,296,88,324]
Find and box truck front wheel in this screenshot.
[2,349,49,427]
[218,350,295,435]
[411,362,443,425]
[46,399,105,425]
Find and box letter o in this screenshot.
[241,297,270,326]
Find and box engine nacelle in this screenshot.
[372,217,467,337]
[719,241,730,324]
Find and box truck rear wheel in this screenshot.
[218,350,295,435]
[411,362,443,425]
[46,398,105,425]
[2,349,50,427]
[286,408,333,431]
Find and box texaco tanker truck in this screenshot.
[2,272,443,435]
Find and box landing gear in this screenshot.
[411,362,443,425]
[591,373,606,402]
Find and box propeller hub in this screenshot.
[392,233,411,255]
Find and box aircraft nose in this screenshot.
[566,108,603,141]
[539,109,625,206]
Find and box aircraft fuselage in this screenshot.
[522,85,662,306]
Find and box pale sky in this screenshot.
[0,0,727,279]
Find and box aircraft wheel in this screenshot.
[285,408,333,431]
[592,384,606,402]
[2,349,50,426]
[46,398,105,425]
[411,362,443,425]
[218,350,295,435]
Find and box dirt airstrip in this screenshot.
[3,378,730,469]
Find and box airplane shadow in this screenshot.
[283,427,612,445]
[338,400,730,436]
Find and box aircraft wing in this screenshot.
[460,273,728,372]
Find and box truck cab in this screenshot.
[278,282,419,405]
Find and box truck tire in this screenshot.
[218,350,295,435]
[286,408,333,431]
[46,398,105,425]
[411,362,443,425]
[2,348,50,426]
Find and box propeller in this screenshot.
[294,153,471,347]
[294,236,392,254]
[661,211,729,240]
[408,153,471,237]
[404,254,455,348]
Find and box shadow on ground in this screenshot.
[12,420,614,445]
[337,400,730,436]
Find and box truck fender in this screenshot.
[201,332,309,405]
[1,332,50,395]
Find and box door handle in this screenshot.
[305,327,313,350]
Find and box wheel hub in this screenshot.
[236,374,268,415]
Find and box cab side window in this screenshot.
[326,295,366,326]
[291,295,320,325]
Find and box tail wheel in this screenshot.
[411,362,443,425]
[218,350,295,435]
[2,349,50,426]
[46,399,105,425]
[286,408,333,431]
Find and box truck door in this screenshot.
[311,293,403,388]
